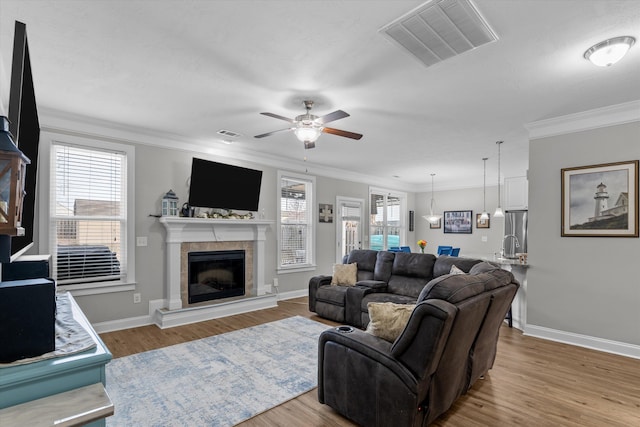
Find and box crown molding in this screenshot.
[38,107,415,193]
[526,100,640,140]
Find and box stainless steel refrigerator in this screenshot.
[503,210,528,258]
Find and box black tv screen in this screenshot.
[188,158,262,212]
[9,21,39,259]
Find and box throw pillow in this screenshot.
[469,261,500,275]
[365,302,416,343]
[450,264,466,275]
[331,263,358,286]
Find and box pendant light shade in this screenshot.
[494,141,504,218]
[480,157,489,220]
[423,173,442,224]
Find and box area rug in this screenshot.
[106,316,330,426]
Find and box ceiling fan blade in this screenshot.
[322,127,363,140]
[316,110,349,124]
[260,112,295,123]
[254,128,293,138]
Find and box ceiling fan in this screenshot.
[254,100,363,149]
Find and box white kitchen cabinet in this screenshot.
[504,176,528,210]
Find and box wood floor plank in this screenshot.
[100,298,640,426]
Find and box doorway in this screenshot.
[335,197,364,263]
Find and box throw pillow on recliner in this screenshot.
[365,302,416,343]
[331,262,358,286]
[450,264,466,275]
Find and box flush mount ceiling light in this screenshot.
[480,157,489,220]
[494,141,504,218]
[584,36,635,67]
[423,173,442,224]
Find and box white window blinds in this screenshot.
[50,143,127,284]
[278,173,314,269]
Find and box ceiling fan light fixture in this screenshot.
[294,123,323,143]
[584,36,635,67]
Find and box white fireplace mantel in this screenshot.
[159,217,273,310]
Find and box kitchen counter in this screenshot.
[464,253,529,267]
[463,253,528,330]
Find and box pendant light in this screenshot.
[480,157,489,220]
[422,173,442,224]
[494,141,504,218]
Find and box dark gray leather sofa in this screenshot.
[317,263,519,426]
[309,249,484,328]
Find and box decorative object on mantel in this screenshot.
[194,209,254,220]
[417,239,427,253]
[161,189,179,217]
[423,173,442,224]
[561,160,638,237]
[494,141,504,218]
[0,116,31,236]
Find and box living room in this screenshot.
[0,1,638,426]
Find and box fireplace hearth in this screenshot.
[188,250,245,304]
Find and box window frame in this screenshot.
[368,186,407,251]
[277,170,316,273]
[38,132,136,295]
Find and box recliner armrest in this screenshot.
[309,275,333,312]
[345,282,386,327]
[355,279,388,290]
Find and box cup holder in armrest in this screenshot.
[336,326,354,333]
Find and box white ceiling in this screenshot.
[1,0,639,192]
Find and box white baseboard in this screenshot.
[93,314,153,334]
[524,324,640,360]
[276,288,308,301]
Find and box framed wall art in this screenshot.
[561,160,638,237]
[476,213,490,229]
[429,217,441,229]
[319,203,334,223]
[444,210,472,234]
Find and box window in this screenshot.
[277,171,315,272]
[369,187,407,250]
[42,135,135,294]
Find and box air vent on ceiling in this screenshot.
[217,129,242,138]
[379,0,498,68]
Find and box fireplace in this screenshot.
[188,250,246,304]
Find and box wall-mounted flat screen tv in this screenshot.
[188,158,262,212]
[8,21,40,260]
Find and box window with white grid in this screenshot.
[50,142,130,285]
[277,171,315,271]
[369,187,407,250]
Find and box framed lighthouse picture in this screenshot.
[561,160,638,237]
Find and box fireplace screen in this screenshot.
[188,250,245,303]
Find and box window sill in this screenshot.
[57,280,136,296]
[277,265,317,275]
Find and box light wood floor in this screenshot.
[100,298,640,426]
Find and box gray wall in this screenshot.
[528,121,640,345]
[414,185,505,257]
[43,135,412,323]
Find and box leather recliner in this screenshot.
[317,265,519,427]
